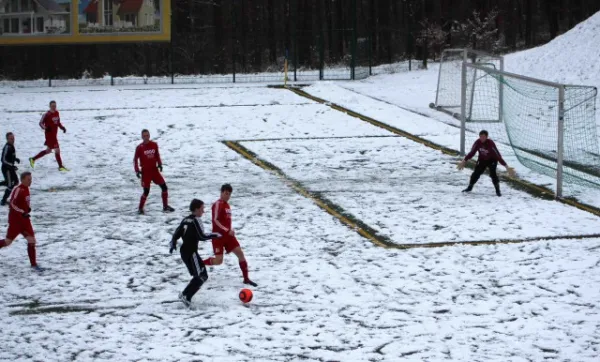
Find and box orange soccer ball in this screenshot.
[239,288,253,304]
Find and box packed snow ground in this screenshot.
[1,86,600,361]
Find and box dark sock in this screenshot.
[203,258,213,266]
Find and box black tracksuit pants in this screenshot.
[1,165,18,203]
[469,160,500,188]
[180,249,208,301]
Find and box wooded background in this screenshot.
[0,0,598,80]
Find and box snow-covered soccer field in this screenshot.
[1,85,600,361]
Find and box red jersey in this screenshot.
[9,184,30,222]
[464,139,507,166]
[39,110,64,139]
[212,199,231,234]
[133,141,162,173]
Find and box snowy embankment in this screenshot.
[0,86,599,361]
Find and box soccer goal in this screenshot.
[463,63,600,198]
[432,48,504,122]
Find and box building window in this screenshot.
[3,19,9,33]
[124,13,136,25]
[22,18,31,33]
[36,17,43,33]
[10,18,18,33]
[103,0,113,26]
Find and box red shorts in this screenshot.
[44,137,59,149]
[211,236,240,255]
[6,219,35,240]
[141,170,165,188]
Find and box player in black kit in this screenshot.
[1,132,20,205]
[170,199,222,308]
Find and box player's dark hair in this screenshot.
[49,100,56,105]
[141,129,149,135]
[479,130,489,137]
[221,184,233,193]
[189,199,204,212]
[6,132,13,139]
[20,172,32,181]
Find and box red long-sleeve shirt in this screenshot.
[133,141,162,173]
[212,199,231,234]
[9,184,30,222]
[39,110,64,139]
[464,139,507,166]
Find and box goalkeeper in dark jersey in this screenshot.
[170,199,222,308]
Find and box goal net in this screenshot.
[433,49,503,122]
[464,63,600,196]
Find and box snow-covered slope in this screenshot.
[505,11,600,87]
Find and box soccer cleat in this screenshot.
[31,265,44,273]
[178,292,191,308]
[163,205,175,213]
[58,166,70,172]
[462,185,473,193]
[138,208,145,215]
[243,279,258,287]
[29,158,35,169]
[494,183,501,197]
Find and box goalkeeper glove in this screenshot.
[208,232,222,239]
[456,160,466,170]
[61,127,66,133]
[15,158,20,164]
[136,171,141,179]
[507,167,516,177]
[158,164,163,172]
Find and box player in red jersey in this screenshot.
[134,129,174,214]
[29,100,69,172]
[0,172,42,272]
[203,184,257,286]
[458,130,515,196]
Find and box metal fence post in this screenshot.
[556,86,565,198]
[460,61,467,156]
[170,7,174,84]
[499,56,504,123]
[350,0,357,80]
[319,32,324,80]
[231,0,236,83]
